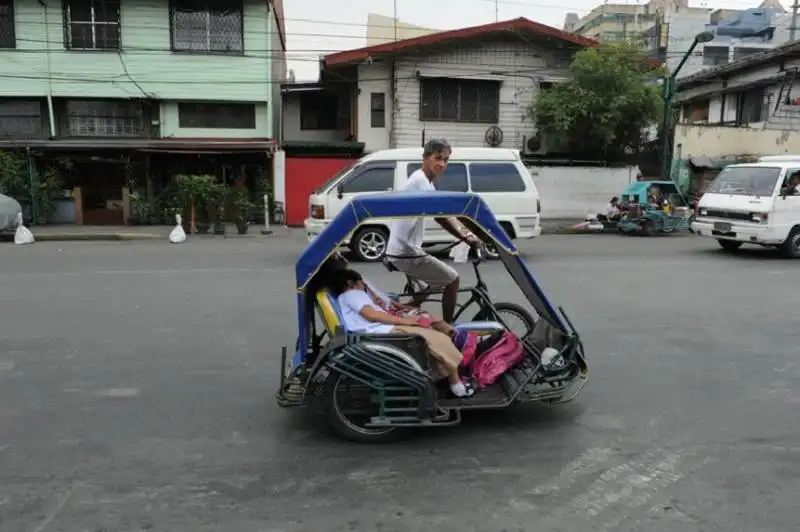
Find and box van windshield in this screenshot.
[312,161,359,194]
[707,166,781,197]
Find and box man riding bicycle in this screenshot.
[385,139,480,324]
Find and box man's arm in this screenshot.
[433,217,479,245]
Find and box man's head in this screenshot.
[789,173,800,186]
[610,196,619,205]
[421,138,451,180]
[330,268,365,295]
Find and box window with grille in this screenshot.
[64,100,146,137]
[171,0,243,54]
[0,0,15,49]
[63,0,120,50]
[370,92,385,128]
[178,102,256,128]
[300,92,339,130]
[0,101,43,138]
[419,78,500,123]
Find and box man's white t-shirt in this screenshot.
[386,169,436,256]
[337,289,394,334]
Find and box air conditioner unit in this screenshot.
[521,132,548,155]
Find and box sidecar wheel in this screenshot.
[323,371,407,443]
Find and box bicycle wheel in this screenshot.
[472,302,536,338]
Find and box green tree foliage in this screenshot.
[531,42,665,159]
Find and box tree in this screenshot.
[531,42,665,160]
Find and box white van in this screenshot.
[304,147,542,261]
[691,155,800,257]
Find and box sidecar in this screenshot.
[617,181,693,235]
[275,191,587,442]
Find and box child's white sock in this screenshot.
[450,381,474,397]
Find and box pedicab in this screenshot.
[275,191,588,443]
[616,181,694,236]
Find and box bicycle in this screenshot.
[382,242,537,338]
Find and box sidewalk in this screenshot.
[5,220,581,243]
[18,223,293,242]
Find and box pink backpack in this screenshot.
[469,331,524,388]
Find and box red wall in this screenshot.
[284,157,355,226]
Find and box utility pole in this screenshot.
[393,0,397,41]
[496,0,499,22]
[791,1,798,41]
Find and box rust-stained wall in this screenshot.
[674,124,800,158]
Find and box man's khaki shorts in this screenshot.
[388,254,458,292]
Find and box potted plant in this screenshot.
[228,186,252,235]
[175,174,216,233]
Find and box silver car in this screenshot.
[0,193,23,234]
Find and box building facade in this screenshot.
[0,0,284,141]
[649,1,787,78]
[564,0,708,43]
[674,41,800,160]
[0,0,286,225]
[281,18,595,154]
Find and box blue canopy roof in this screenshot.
[295,191,517,290]
[623,181,677,196]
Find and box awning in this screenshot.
[0,138,279,154]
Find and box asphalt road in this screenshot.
[0,234,798,532]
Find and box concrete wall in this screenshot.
[530,165,640,219]
[0,0,272,104]
[365,14,438,45]
[269,6,286,141]
[674,123,800,158]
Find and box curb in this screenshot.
[30,232,163,242]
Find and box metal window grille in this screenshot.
[0,0,15,48]
[65,100,146,137]
[420,79,500,123]
[0,101,42,138]
[171,0,243,53]
[64,0,120,50]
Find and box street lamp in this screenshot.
[659,31,715,180]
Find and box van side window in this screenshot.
[469,163,526,192]
[406,162,468,192]
[340,165,395,194]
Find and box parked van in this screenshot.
[304,147,542,261]
[691,155,800,257]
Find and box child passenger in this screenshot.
[331,268,475,398]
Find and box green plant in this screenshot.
[0,150,29,200]
[175,174,217,232]
[33,165,65,223]
[530,42,665,159]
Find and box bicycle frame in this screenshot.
[388,245,511,327]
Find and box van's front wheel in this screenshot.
[780,227,800,258]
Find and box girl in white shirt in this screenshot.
[332,268,475,397]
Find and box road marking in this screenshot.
[510,446,711,530]
[95,388,139,397]
[0,360,14,372]
[33,482,80,532]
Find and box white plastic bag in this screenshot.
[169,213,186,243]
[13,213,34,245]
[449,241,470,263]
